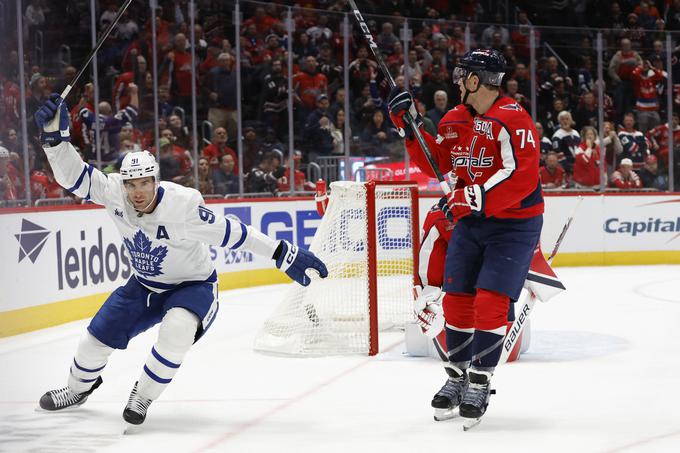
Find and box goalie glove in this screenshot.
[273,240,329,287]
[412,285,445,339]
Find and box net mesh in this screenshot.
[254,181,416,356]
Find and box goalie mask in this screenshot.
[119,150,160,214]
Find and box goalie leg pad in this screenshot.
[137,307,199,401]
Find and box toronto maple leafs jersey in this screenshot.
[406,98,544,219]
[43,142,279,292]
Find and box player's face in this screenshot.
[124,177,156,210]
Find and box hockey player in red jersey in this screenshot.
[389,49,543,429]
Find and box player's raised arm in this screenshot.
[34,94,112,206]
[183,194,328,287]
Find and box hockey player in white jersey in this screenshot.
[34,94,328,425]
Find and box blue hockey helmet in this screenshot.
[453,49,507,87]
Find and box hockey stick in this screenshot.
[347,0,451,195]
[59,0,134,101]
[499,196,583,364]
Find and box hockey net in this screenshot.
[254,181,419,356]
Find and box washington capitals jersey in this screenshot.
[43,142,279,292]
[406,97,543,219]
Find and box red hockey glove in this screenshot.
[387,87,423,139]
[446,184,485,220]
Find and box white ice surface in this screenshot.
[1,265,680,453]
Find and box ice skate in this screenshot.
[460,369,495,431]
[37,376,103,412]
[123,382,152,428]
[431,364,468,421]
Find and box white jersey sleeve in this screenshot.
[182,192,280,259]
[43,141,115,205]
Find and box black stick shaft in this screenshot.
[547,196,583,263]
[59,0,134,100]
[347,1,450,193]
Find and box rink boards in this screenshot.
[1,192,679,336]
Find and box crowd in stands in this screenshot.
[1,0,680,206]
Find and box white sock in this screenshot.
[137,307,199,401]
[68,332,114,394]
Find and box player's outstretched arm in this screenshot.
[35,94,111,205]
[184,197,328,287]
[272,240,328,287]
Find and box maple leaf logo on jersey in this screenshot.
[123,230,168,277]
[499,102,522,112]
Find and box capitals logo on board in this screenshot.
[14,219,50,263]
[123,230,168,277]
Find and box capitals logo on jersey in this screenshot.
[123,230,168,277]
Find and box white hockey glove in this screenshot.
[412,285,445,339]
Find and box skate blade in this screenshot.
[462,417,482,431]
[433,407,457,421]
[123,423,143,435]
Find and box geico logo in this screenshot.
[604,217,680,237]
[56,228,132,290]
[332,207,412,252]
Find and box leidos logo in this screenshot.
[15,219,50,263]
[16,218,132,290]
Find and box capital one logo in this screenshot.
[15,219,50,263]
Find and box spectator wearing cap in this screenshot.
[539,152,566,189]
[552,110,581,174]
[608,38,643,120]
[212,154,239,196]
[206,52,238,140]
[202,127,238,173]
[610,158,642,189]
[294,56,328,124]
[426,90,448,127]
[637,154,667,190]
[630,59,665,133]
[573,126,601,189]
[618,112,650,169]
[0,146,17,201]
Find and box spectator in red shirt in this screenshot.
[573,126,601,189]
[31,160,64,200]
[243,6,278,36]
[278,151,315,193]
[608,38,643,120]
[163,33,194,113]
[647,112,680,166]
[630,60,665,132]
[201,127,238,173]
[293,56,328,122]
[610,158,642,189]
[539,152,566,189]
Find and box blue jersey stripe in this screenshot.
[151,347,180,368]
[143,365,172,384]
[67,165,89,193]
[221,218,232,247]
[230,223,248,249]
